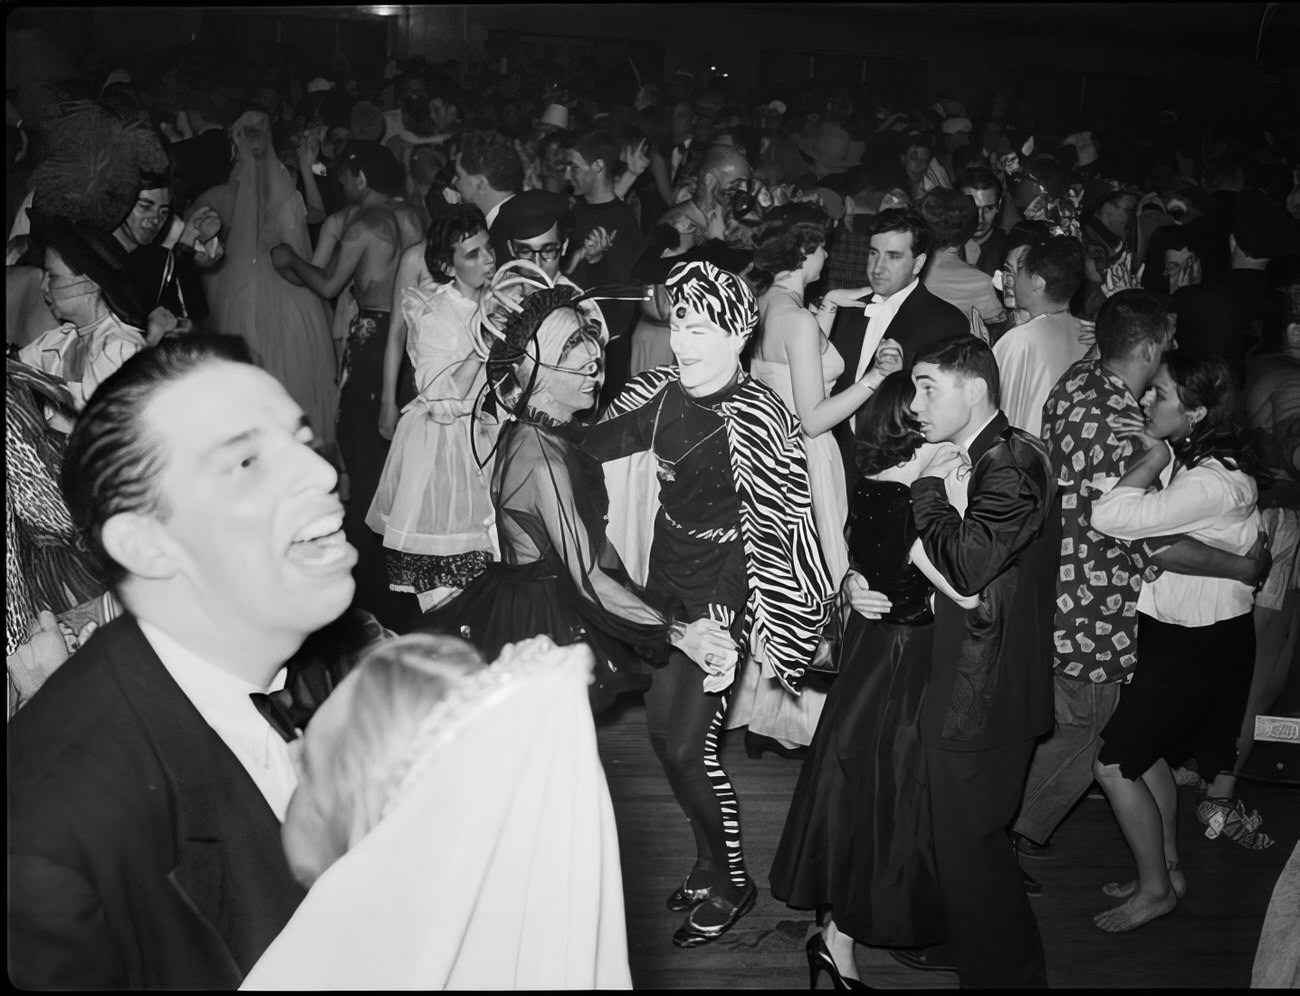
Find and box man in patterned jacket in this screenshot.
[587,259,835,948]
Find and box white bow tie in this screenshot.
[862,297,887,320]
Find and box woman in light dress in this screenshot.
[729,204,903,751]
[366,205,499,611]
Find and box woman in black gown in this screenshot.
[769,371,979,987]
[436,263,737,710]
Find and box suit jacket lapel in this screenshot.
[829,307,865,398]
[968,410,1011,466]
[108,618,282,970]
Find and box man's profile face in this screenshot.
[145,362,357,646]
[120,187,173,249]
[564,149,598,198]
[963,186,1000,240]
[1099,194,1137,239]
[902,143,932,183]
[868,229,924,298]
[453,157,479,205]
[911,361,975,444]
[339,167,364,205]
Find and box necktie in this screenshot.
[249,690,299,743]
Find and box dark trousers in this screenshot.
[926,739,1047,989]
[644,650,747,889]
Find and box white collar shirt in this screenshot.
[138,619,298,821]
[853,276,921,380]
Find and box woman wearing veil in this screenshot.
[192,109,338,448]
[241,633,634,990]
[436,260,737,710]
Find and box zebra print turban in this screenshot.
[665,260,759,340]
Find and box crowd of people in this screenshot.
[6,34,1300,990]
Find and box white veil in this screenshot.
[242,637,632,991]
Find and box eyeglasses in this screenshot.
[511,241,563,262]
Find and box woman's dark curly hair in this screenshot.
[1163,350,1257,475]
[855,370,926,476]
[424,203,488,283]
[750,203,829,292]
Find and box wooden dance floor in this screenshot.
[595,698,1299,989]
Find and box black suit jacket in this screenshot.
[7,616,306,989]
[831,281,968,489]
[910,412,1059,752]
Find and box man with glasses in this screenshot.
[494,189,575,286]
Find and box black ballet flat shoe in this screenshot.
[672,879,758,948]
[807,931,872,989]
[745,730,809,761]
[666,875,716,912]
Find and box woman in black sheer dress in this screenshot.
[769,371,978,987]
[435,262,736,710]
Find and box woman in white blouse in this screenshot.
[1088,351,1264,934]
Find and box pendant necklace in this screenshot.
[650,393,726,483]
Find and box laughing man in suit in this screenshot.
[8,335,359,988]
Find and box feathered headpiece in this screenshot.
[474,259,608,422]
[29,100,168,233]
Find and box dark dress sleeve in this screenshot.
[511,429,672,662]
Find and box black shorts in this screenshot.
[1097,611,1255,780]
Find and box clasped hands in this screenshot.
[670,617,738,676]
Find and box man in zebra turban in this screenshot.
[586,259,835,948]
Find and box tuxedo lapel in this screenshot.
[967,410,1011,466]
[829,307,866,398]
[108,618,295,973]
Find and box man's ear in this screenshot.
[1032,271,1047,295]
[1228,233,1238,255]
[912,251,927,277]
[101,512,179,581]
[963,372,990,409]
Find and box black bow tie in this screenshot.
[249,690,299,743]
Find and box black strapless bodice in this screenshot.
[847,479,934,626]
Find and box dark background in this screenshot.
[6,4,1299,124]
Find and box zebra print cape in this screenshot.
[601,366,835,690]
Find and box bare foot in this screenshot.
[1093,889,1177,932]
[1103,866,1186,900]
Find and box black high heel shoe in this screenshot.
[745,730,809,761]
[807,931,871,990]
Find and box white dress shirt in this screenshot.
[1091,454,1260,627]
[138,620,298,820]
[993,311,1094,438]
[853,277,921,380]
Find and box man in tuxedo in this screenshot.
[8,335,359,988]
[825,207,968,488]
[901,336,1058,988]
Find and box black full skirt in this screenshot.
[769,614,946,947]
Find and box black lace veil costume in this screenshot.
[439,261,677,676]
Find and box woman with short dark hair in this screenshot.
[366,205,501,608]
